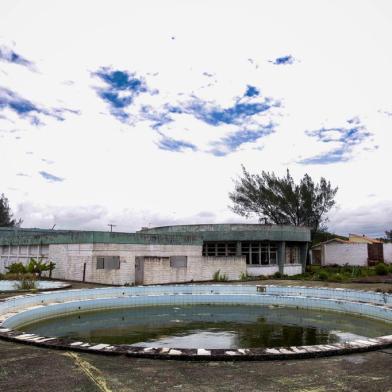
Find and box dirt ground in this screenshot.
[0,280,391,392]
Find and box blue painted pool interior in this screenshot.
[1,285,391,332]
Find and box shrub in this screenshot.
[239,272,249,281]
[375,263,388,276]
[328,273,343,282]
[14,275,36,291]
[213,270,228,282]
[273,271,282,279]
[317,270,329,281]
[5,262,27,274]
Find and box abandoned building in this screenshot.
[0,224,310,285]
[311,234,392,266]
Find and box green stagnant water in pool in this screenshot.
[20,305,392,349]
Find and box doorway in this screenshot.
[135,257,144,285]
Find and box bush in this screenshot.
[213,270,228,282]
[375,263,389,276]
[328,273,344,282]
[273,271,282,279]
[14,275,36,290]
[317,270,329,281]
[239,272,250,281]
[5,262,27,274]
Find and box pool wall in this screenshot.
[0,285,391,360]
[0,280,71,293]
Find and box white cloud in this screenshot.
[0,0,392,236]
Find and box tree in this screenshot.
[385,230,392,243]
[229,167,338,232]
[0,193,21,227]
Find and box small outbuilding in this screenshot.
[311,233,392,266]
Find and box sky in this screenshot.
[0,0,391,237]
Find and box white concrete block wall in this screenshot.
[190,256,246,282]
[283,264,303,275]
[91,243,202,285]
[384,244,392,263]
[143,256,246,285]
[323,243,368,266]
[47,243,246,285]
[0,245,49,273]
[246,265,279,276]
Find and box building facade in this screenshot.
[0,224,310,285]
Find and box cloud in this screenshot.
[15,202,222,232]
[0,45,35,69]
[271,55,295,65]
[93,67,155,121]
[329,200,392,237]
[39,171,64,182]
[299,119,373,164]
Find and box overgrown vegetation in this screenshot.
[1,258,56,290]
[213,269,228,282]
[269,263,392,283]
[4,258,56,278]
[13,274,37,290]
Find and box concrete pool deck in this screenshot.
[0,280,391,391]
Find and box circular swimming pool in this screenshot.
[0,285,391,360]
[19,304,392,349]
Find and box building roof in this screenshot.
[311,238,350,249]
[348,233,383,244]
[139,224,311,242]
[0,224,311,246]
[0,228,202,246]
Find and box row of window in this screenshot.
[0,245,49,255]
[202,241,300,265]
[96,256,188,270]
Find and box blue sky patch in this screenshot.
[0,87,79,123]
[271,55,295,65]
[244,85,260,97]
[94,67,152,121]
[300,120,372,165]
[157,137,197,152]
[0,45,35,69]
[39,171,64,182]
[209,124,274,156]
[181,96,279,127]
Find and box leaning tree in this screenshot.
[229,167,338,233]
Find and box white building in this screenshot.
[0,224,311,285]
[311,234,392,266]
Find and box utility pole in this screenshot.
[108,224,116,233]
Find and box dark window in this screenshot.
[170,256,187,268]
[242,242,278,265]
[96,256,120,270]
[202,242,236,257]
